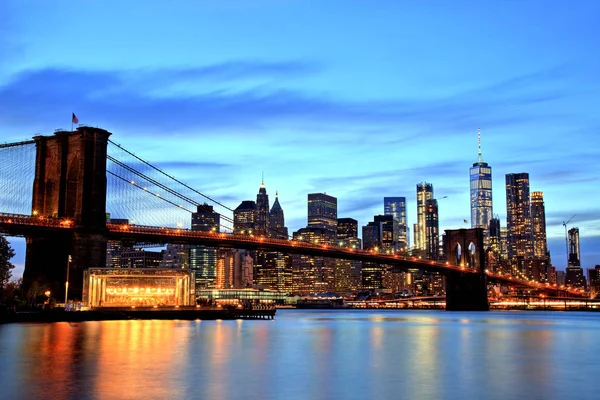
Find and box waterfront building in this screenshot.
[190,204,220,288]
[335,218,362,293]
[531,191,548,259]
[83,268,195,308]
[292,227,334,294]
[233,200,256,234]
[384,197,407,248]
[308,193,337,235]
[505,173,534,264]
[588,266,600,299]
[470,128,493,241]
[196,288,295,306]
[415,183,433,251]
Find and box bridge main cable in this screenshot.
[0,139,36,149]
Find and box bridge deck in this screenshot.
[0,213,586,297]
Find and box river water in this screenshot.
[0,310,598,400]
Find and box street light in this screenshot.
[65,255,71,304]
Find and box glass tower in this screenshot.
[505,173,533,260]
[308,193,337,235]
[470,128,493,239]
[190,204,220,288]
[416,183,433,251]
[425,199,439,260]
[384,197,407,248]
[531,191,548,259]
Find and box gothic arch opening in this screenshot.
[455,243,462,265]
[468,242,477,268]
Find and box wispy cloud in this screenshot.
[0,63,578,141]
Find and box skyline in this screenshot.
[2,1,599,275]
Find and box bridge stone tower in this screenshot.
[23,127,111,300]
[444,228,489,311]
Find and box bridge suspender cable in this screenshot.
[106,155,237,225]
[108,140,235,213]
[106,170,236,232]
[107,141,294,240]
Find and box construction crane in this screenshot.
[563,214,576,267]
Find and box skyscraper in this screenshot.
[255,179,270,236]
[531,191,548,259]
[269,192,288,239]
[415,183,433,251]
[505,173,533,261]
[568,227,581,266]
[384,197,407,248]
[190,204,220,288]
[470,127,493,238]
[308,193,337,235]
[335,218,362,292]
[425,199,439,260]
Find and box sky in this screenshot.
[1,0,599,278]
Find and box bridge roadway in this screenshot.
[0,213,585,297]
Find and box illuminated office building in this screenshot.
[568,227,581,266]
[505,173,534,261]
[425,199,439,260]
[292,227,333,294]
[190,204,220,288]
[588,266,600,299]
[415,183,433,250]
[470,128,493,241]
[233,200,256,234]
[384,197,407,248]
[160,244,189,269]
[335,218,362,293]
[120,249,163,269]
[308,193,337,235]
[565,227,586,289]
[531,191,548,259]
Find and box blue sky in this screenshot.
[1,0,599,277]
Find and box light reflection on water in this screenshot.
[1,310,599,400]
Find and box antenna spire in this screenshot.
[477,126,482,163]
[261,171,264,188]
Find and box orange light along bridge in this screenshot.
[0,128,586,311]
[0,213,585,301]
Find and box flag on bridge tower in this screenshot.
[71,113,79,132]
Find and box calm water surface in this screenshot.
[1,310,599,400]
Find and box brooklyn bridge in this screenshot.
[0,127,584,311]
